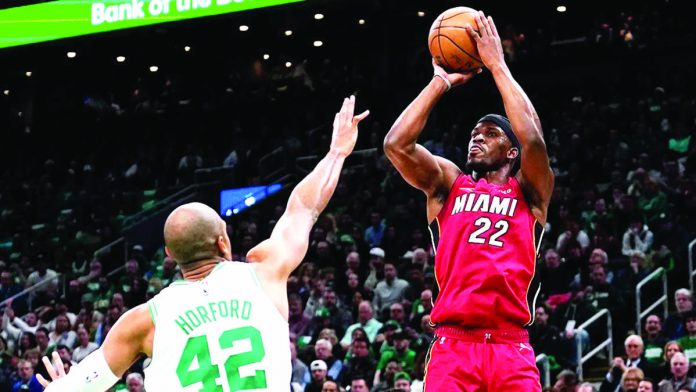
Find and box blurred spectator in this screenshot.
[289,293,312,338]
[639,378,655,391]
[677,311,696,363]
[340,336,376,387]
[372,263,409,317]
[306,359,329,392]
[393,372,411,392]
[364,212,385,248]
[340,301,382,349]
[126,372,145,392]
[350,377,370,392]
[364,248,385,291]
[554,369,579,392]
[307,339,342,383]
[618,367,645,392]
[321,380,339,392]
[291,341,308,389]
[657,352,696,391]
[578,382,598,392]
[657,342,684,383]
[48,313,77,348]
[1,272,27,314]
[374,330,415,387]
[664,289,694,340]
[622,217,654,256]
[530,304,563,364]
[644,315,671,365]
[35,327,49,355]
[25,261,59,308]
[371,359,401,392]
[11,359,42,392]
[538,248,575,296]
[72,325,98,363]
[602,335,660,391]
[556,219,591,255]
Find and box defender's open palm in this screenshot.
[330,95,369,157]
[466,11,505,70]
[37,352,65,388]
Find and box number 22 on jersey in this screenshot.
[176,326,267,391]
[468,217,509,247]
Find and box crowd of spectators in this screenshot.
[1,0,695,391]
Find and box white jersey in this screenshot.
[144,261,290,391]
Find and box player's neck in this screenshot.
[181,259,224,281]
[473,168,510,185]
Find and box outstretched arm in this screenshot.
[384,63,479,221]
[467,11,554,223]
[247,96,369,282]
[39,304,153,391]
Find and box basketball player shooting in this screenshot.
[37,96,369,391]
[384,11,553,391]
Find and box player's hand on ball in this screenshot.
[330,95,369,157]
[465,11,505,70]
[37,351,66,387]
[432,59,482,89]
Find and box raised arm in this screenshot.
[467,11,554,223]
[247,96,368,294]
[384,62,478,221]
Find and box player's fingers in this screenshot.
[488,16,499,37]
[478,11,492,37]
[347,95,356,120]
[465,25,481,42]
[354,110,370,123]
[37,373,50,388]
[53,351,66,377]
[333,112,340,130]
[338,97,348,125]
[42,355,58,380]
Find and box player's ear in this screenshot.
[507,147,519,160]
[217,234,232,259]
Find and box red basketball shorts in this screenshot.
[424,326,541,392]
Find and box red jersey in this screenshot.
[428,174,544,329]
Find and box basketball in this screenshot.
[428,7,483,72]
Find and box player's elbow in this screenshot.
[383,129,412,160]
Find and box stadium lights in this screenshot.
[116,56,126,63]
[66,51,76,58]
[557,5,567,12]
[285,61,292,68]
[417,11,425,17]
[149,65,159,72]
[284,30,293,36]
[314,13,324,20]
[239,25,249,31]
[184,45,191,52]
[25,71,32,77]
[313,40,323,47]
[358,19,366,25]
[263,54,270,60]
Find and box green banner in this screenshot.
[0,0,303,49]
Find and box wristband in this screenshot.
[45,348,120,392]
[433,73,451,91]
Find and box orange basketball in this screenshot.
[428,7,483,72]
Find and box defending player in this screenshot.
[384,11,553,391]
[38,96,369,391]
